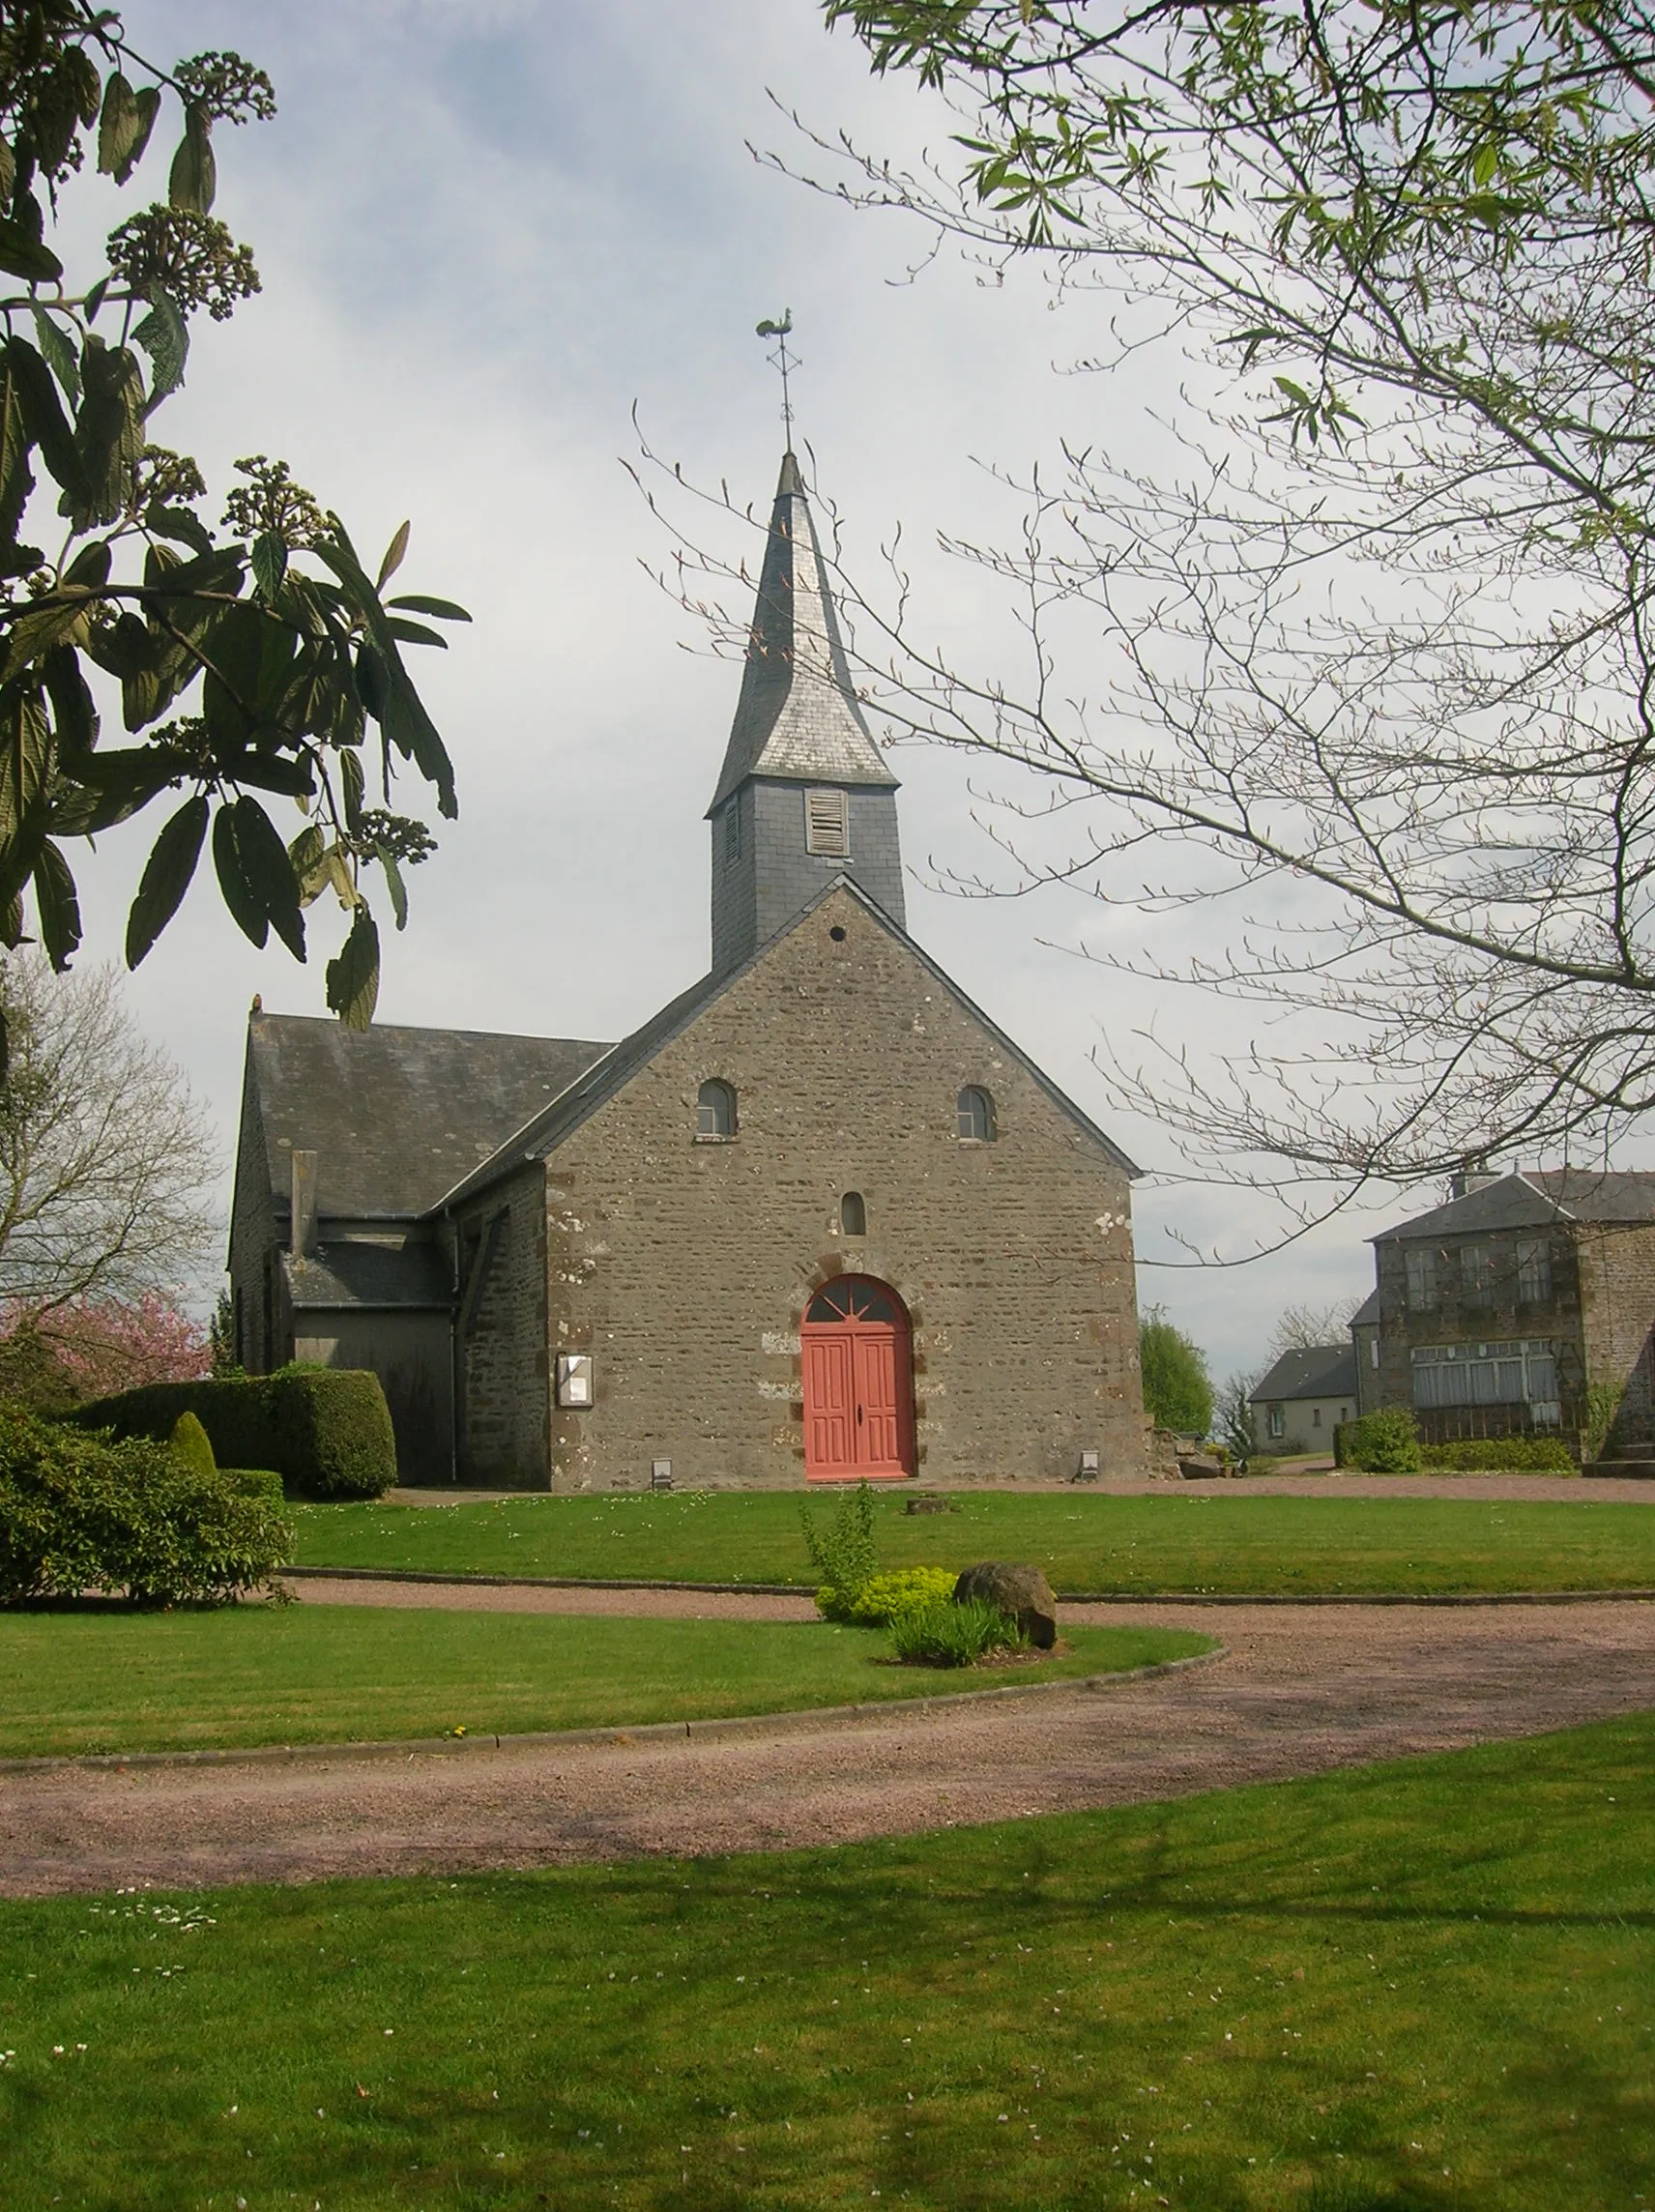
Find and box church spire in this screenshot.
[708,451,905,974]
[708,451,899,812]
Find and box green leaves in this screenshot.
[4,337,84,508]
[0,218,63,286]
[98,73,161,185]
[0,30,462,1030]
[31,311,80,406]
[126,794,209,970]
[250,531,287,602]
[386,595,472,623]
[376,519,411,589]
[31,839,81,970]
[169,102,218,216]
[326,907,380,1030]
[133,292,189,407]
[213,795,305,959]
[73,338,147,528]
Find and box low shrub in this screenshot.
[1333,1408,1422,1473]
[887,1597,1025,1669]
[0,1407,291,1606]
[800,1482,878,1609]
[818,1565,958,1625]
[1419,1435,1576,1472]
[225,1469,285,1504]
[73,1367,396,1499]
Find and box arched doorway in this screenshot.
[801,1275,915,1480]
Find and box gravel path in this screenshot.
[5,1596,1653,1899]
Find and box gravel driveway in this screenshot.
[5,1591,1652,1898]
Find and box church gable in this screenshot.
[526,879,1143,1491]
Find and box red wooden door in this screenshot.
[803,1332,856,1473]
[801,1276,914,1481]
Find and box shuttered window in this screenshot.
[804,788,849,857]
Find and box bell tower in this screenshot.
[708,451,904,973]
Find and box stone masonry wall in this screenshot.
[1576,1220,1655,1449]
[518,881,1143,1491]
[456,1163,550,1485]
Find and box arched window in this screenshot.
[697,1080,738,1139]
[956,1086,997,1142]
[840,1190,867,1237]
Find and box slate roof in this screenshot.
[1350,1288,1380,1326]
[708,451,899,813]
[439,876,1142,1211]
[1250,1344,1360,1404]
[284,1242,451,1310]
[245,1013,612,1220]
[1372,1168,1655,1244]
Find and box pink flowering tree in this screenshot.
[1,1291,210,1403]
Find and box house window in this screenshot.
[840,1191,867,1237]
[1410,1339,1558,1417]
[1517,1237,1552,1303]
[1340,1405,1350,1423]
[723,800,741,867]
[1370,1339,1379,1368]
[1460,1242,1498,1308]
[957,1086,997,1142]
[1267,1405,1285,1439]
[804,788,849,857]
[1405,1246,1437,1311]
[696,1080,738,1139]
[1312,1407,1321,1427]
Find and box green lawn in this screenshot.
[288,1487,1655,1594]
[0,1606,1208,1760]
[1,1711,1650,2208]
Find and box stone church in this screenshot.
[229,453,1147,1487]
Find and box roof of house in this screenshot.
[244,1013,613,1220]
[284,1241,452,1311]
[707,451,899,814]
[1249,1343,1360,1405]
[438,875,1143,1211]
[1350,1288,1380,1326]
[1373,1168,1655,1244]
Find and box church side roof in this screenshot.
[707,451,899,813]
[245,1012,613,1220]
[438,876,1141,1211]
[284,1242,452,1311]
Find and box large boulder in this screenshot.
[953,1561,1059,1649]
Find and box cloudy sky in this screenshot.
[58,0,1403,1381]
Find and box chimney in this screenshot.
[290,1149,318,1256]
[1448,1166,1501,1200]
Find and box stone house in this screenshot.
[1354,1168,1655,1454]
[228,451,1148,1489]
[1248,1344,1358,1456]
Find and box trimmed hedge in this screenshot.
[0,1406,291,1606]
[73,1367,397,1499]
[1419,1435,1576,1472]
[226,1469,286,1504]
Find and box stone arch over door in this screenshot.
[800,1274,915,1480]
